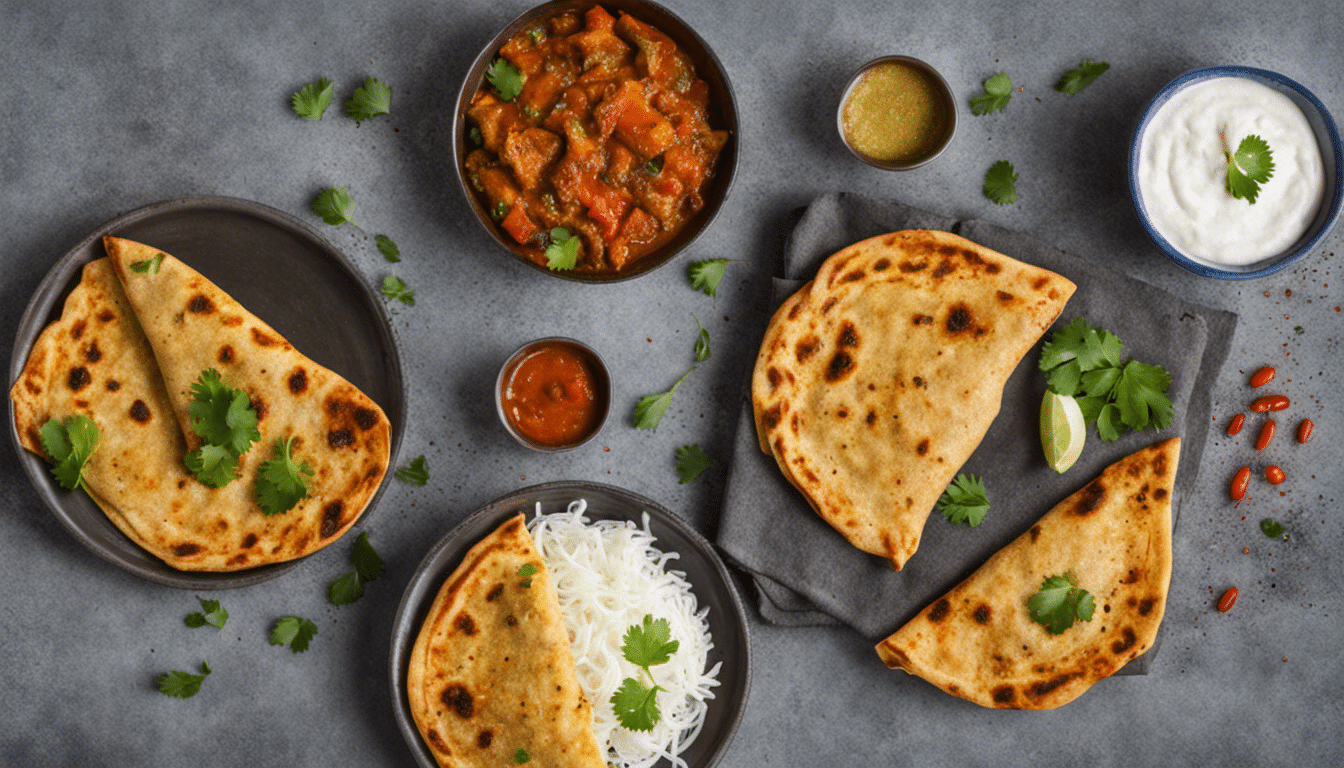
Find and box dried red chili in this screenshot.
[1297,419,1314,444]
[1226,413,1245,435]
[1251,394,1290,412]
[1265,465,1286,485]
[1217,587,1238,613]
[1256,420,1277,450]
[1229,466,1251,500]
[1249,366,1276,388]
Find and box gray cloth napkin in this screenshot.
[716,192,1237,674]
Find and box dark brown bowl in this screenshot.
[453,0,739,283]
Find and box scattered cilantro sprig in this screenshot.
[970,72,1013,115]
[270,616,318,653]
[513,748,531,764]
[255,436,314,515]
[692,315,710,362]
[634,368,695,430]
[345,76,392,124]
[184,597,228,629]
[936,473,992,527]
[376,234,401,263]
[129,253,164,275]
[38,415,100,491]
[1055,59,1109,96]
[291,78,334,120]
[313,187,355,226]
[1038,318,1173,442]
[1027,573,1095,635]
[395,455,429,486]
[687,258,741,298]
[518,562,537,589]
[610,615,680,732]
[545,227,581,270]
[675,444,712,484]
[487,58,524,101]
[983,160,1018,205]
[183,369,259,487]
[328,532,385,606]
[1260,518,1286,539]
[156,662,211,698]
[1226,135,1275,204]
[381,275,416,306]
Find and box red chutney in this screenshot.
[501,342,605,447]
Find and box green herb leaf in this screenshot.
[291,78,334,120]
[129,253,164,275]
[1055,59,1109,96]
[270,616,317,653]
[491,200,509,221]
[621,614,680,668]
[38,415,100,491]
[487,58,524,101]
[611,677,661,732]
[184,444,239,488]
[345,76,392,123]
[186,369,259,457]
[350,532,383,583]
[692,315,710,362]
[313,187,355,226]
[376,234,401,263]
[983,160,1018,205]
[1260,518,1286,539]
[1114,360,1174,432]
[1294,325,1305,335]
[1027,574,1095,635]
[185,597,228,629]
[1039,318,1173,441]
[633,368,694,430]
[1226,135,1275,204]
[255,436,314,515]
[675,444,712,484]
[469,126,483,146]
[513,748,531,764]
[518,562,536,589]
[643,156,664,175]
[936,473,992,527]
[1095,402,1123,442]
[687,258,739,298]
[395,455,429,486]
[328,571,364,605]
[544,227,581,270]
[156,662,211,699]
[970,71,1013,115]
[381,275,416,306]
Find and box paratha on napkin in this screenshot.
[751,230,1075,569]
[407,514,606,768]
[10,237,390,570]
[876,438,1179,709]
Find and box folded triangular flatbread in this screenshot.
[752,230,1075,569]
[407,514,606,767]
[876,438,1179,709]
[10,238,391,571]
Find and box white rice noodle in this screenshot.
[529,500,721,768]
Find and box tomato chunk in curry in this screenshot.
[465,5,729,275]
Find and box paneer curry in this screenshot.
[465,5,730,275]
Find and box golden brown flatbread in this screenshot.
[10,238,391,571]
[406,514,606,768]
[876,438,1180,709]
[752,230,1075,569]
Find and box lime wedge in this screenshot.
[1040,390,1086,473]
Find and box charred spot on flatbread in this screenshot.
[173,543,202,557]
[328,429,354,449]
[251,327,278,347]
[71,320,87,339]
[68,366,92,391]
[288,368,308,394]
[1071,482,1105,516]
[242,533,258,549]
[218,344,234,364]
[321,501,344,538]
[105,380,120,391]
[441,685,474,718]
[187,294,214,314]
[129,399,151,423]
[478,730,493,748]
[84,342,102,362]
[455,614,477,635]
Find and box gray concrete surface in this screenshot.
[1,0,1340,765]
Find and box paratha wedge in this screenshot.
[407,514,606,768]
[876,437,1180,710]
[752,230,1075,569]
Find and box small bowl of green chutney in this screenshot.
[838,56,957,170]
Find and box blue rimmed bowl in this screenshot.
[1128,66,1343,279]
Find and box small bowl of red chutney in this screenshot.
[495,337,611,451]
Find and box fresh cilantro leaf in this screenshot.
[156,662,211,699]
[643,156,664,175]
[1039,318,1172,441]
[291,78,334,120]
[688,258,740,298]
[270,616,317,653]
[1114,360,1174,432]
[255,436,314,515]
[513,748,531,764]
[469,126,483,146]
[936,473,992,526]
[1294,325,1305,335]
[381,275,416,306]
[1055,59,1109,96]
[1027,574,1095,635]
[38,415,99,491]
[129,253,164,274]
[633,368,694,430]
[350,532,383,583]
[395,455,429,486]
[345,76,392,123]
[1260,518,1286,539]
[518,562,536,589]
[545,227,581,270]
[1080,365,1122,399]
[313,186,355,226]
[970,71,1013,115]
[184,444,239,488]
[1095,403,1123,442]
[185,597,228,629]
[486,58,524,101]
[692,315,710,361]
[675,444,712,484]
[328,571,364,605]
[1038,318,1093,371]
[983,160,1018,205]
[622,615,680,667]
[1075,394,1107,426]
[491,200,509,221]
[186,370,259,457]
[376,234,401,263]
[1227,135,1274,204]
[1046,359,1083,398]
[611,677,661,732]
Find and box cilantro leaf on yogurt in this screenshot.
[1227,135,1275,204]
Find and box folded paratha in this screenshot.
[407,514,606,768]
[10,237,391,571]
[752,230,1076,569]
[876,438,1180,709]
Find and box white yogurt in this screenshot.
[1137,76,1324,266]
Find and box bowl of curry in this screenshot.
[455,0,738,281]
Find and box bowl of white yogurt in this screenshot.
[1129,66,1342,279]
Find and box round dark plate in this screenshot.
[454,0,739,283]
[7,196,407,589]
[389,480,751,768]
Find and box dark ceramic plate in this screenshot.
[454,0,739,282]
[7,196,406,589]
[389,480,751,768]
